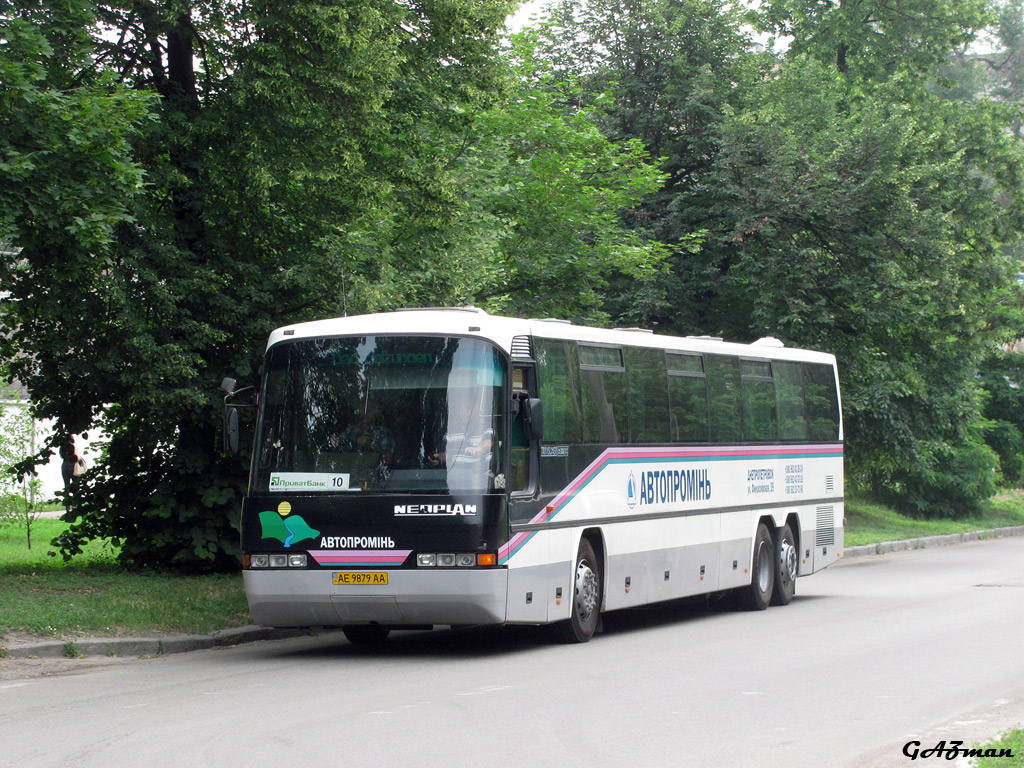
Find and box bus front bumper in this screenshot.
[243,568,508,628]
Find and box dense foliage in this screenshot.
[530,0,1024,517]
[3,0,1024,569]
[1,0,663,569]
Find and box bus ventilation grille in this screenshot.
[825,475,835,494]
[511,335,534,359]
[815,506,835,547]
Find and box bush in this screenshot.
[985,419,1024,485]
[979,349,1024,488]
[889,439,1001,518]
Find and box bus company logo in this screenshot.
[394,504,477,516]
[259,501,320,548]
[626,472,638,509]
[636,468,712,506]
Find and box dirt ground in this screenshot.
[0,654,139,682]
[0,630,144,682]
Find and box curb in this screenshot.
[842,525,1024,559]
[0,625,338,660]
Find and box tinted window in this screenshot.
[579,345,624,368]
[256,336,505,493]
[741,359,777,442]
[804,363,840,441]
[667,353,708,442]
[626,347,669,443]
[535,338,583,443]
[580,345,628,442]
[706,355,742,443]
[669,377,708,442]
[774,361,808,441]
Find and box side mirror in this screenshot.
[223,407,239,454]
[220,375,254,455]
[523,397,544,442]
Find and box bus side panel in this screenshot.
[602,514,724,612]
[720,510,756,591]
[504,528,577,624]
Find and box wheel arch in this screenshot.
[785,512,802,560]
[579,527,606,607]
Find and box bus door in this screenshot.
[509,363,540,499]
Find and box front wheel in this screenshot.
[737,523,774,611]
[556,537,602,643]
[771,524,798,606]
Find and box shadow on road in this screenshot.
[251,591,824,662]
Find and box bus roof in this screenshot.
[267,308,837,366]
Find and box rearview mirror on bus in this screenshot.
[220,376,255,455]
[223,407,239,454]
[524,397,544,442]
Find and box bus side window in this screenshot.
[626,346,669,444]
[804,362,840,441]
[667,353,709,442]
[535,339,583,443]
[705,355,742,444]
[579,345,627,443]
[775,360,808,441]
[740,359,777,442]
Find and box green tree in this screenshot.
[528,0,757,331]
[527,0,1024,514]
[412,31,669,318]
[757,0,991,77]
[710,57,1024,511]
[2,0,516,570]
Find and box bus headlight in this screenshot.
[247,553,307,568]
[416,552,497,568]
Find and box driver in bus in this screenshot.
[427,396,493,468]
[329,402,395,474]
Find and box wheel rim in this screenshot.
[780,537,798,583]
[574,559,599,622]
[756,540,771,593]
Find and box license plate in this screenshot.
[333,571,388,585]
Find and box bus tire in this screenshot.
[557,537,602,643]
[771,524,798,606]
[737,523,774,611]
[343,624,390,645]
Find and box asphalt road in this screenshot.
[1,538,1022,768]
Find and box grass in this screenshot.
[975,727,1024,767]
[0,518,250,640]
[843,491,1024,547]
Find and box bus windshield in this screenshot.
[254,335,507,495]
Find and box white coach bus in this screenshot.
[229,308,843,644]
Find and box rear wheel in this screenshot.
[343,624,390,645]
[557,537,602,643]
[771,524,798,606]
[737,523,774,611]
